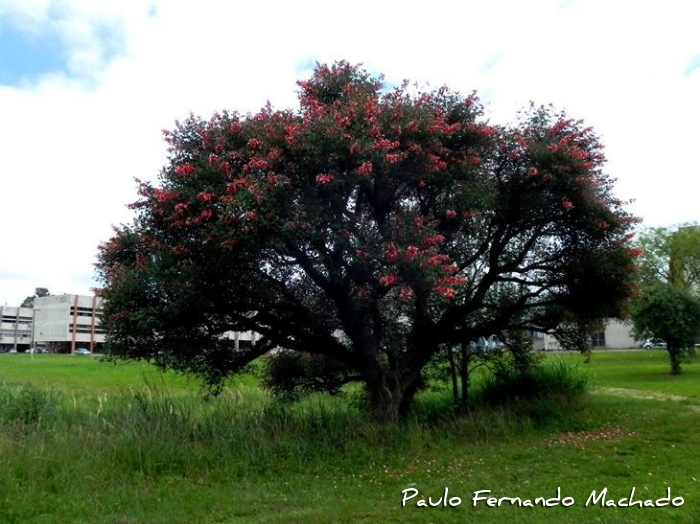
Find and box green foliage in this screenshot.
[635,224,700,290]
[2,354,700,522]
[630,284,700,374]
[0,381,59,425]
[259,351,358,401]
[19,287,50,308]
[474,357,590,405]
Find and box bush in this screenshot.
[474,357,590,405]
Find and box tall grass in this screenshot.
[3,353,700,523]
[0,381,60,425]
[0,363,591,487]
[472,357,590,405]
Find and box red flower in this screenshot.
[357,161,373,177]
[399,286,414,302]
[561,197,574,211]
[316,173,334,184]
[423,234,444,247]
[433,285,456,299]
[405,245,419,260]
[385,153,401,164]
[174,163,196,177]
[427,254,450,266]
[446,209,457,219]
[198,192,214,202]
[528,167,538,177]
[385,243,399,262]
[200,209,213,219]
[379,273,398,287]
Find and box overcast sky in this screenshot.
[1,0,699,307]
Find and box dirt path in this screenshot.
[595,387,700,412]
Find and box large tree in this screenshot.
[97,62,637,421]
[635,224,700,291]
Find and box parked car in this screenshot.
[74,348,92,355]
[642,339,666,349]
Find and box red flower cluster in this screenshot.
[385,244,399,262]
[316,173,334,184]
[433,285,456,299]
[399,286,414,302]
[379,273,398,287]
[357,161,373,177]
[423,234,444,247]
[174,163,196,177]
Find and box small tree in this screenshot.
[97,62,638,422]
[20,288,50,308]
[631,284,700,374]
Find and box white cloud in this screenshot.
[1,0,700,306]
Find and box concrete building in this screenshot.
[541,319,639,351]
[0,306,33,351]
[33,294,105,353]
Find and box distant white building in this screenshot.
[541,319,638,351]
[0,306,33,351]
[33,294,105,353]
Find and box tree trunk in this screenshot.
[365,370,421,423]
[446,345,459,406]
[460,342,469,409]
[668,344,682,375]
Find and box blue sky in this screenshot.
[1,0,699,306]
[0,22,67,84]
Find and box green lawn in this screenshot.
[1,351,699,523]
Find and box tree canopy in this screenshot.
[631,284,700,374]
[635,224,700,291]
[20,287,50,308]
[97,62,638,421]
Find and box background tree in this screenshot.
[636,224,700,290]
[632,224,700,359]
[97,62,638,422]
[20,287,50,308]
[631,284,700,374]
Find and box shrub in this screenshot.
[474,357,590,405]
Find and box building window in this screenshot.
[591,331,605,348]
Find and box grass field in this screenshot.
[1,350,700,523]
